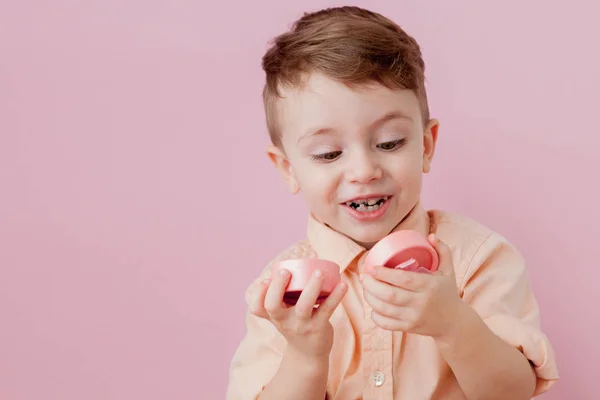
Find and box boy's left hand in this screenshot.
[360,234,466,339]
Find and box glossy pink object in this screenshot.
[363,230,439,274]
[271,259,341,305]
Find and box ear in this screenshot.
[266,144,300,194]
[422,118,440,174]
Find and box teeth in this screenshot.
[345,196,389,212]
[357,203,380,212]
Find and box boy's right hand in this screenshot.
[248,268,348,361]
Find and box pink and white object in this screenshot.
[270,259,341,305]
[363,230,439,274]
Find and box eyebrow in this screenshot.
[296,111,413,145]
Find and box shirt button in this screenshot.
[371,370,385,387]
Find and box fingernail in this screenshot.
[314,269,322,277]
[279,269,289,276]
[262,278,271,284]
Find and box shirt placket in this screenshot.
[362,301,394,400]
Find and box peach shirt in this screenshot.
[227,203,559,399]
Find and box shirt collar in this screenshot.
[306,201,431,273]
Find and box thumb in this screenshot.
[428,234,454,276]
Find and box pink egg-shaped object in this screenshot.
[363,230,439,274]
[271,259,341,306]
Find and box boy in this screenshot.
[227,6,558,400]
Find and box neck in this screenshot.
[311,200,428,250]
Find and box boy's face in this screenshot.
[267,72,438,248]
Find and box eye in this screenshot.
[377,138,406,151]
[310,151,342,162]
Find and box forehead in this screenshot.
[276,72,421,140]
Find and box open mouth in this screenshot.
[344,196,390,212]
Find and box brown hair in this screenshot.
[261,6,429,147]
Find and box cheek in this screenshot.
[295,166,340,201]
[386,153,422,183]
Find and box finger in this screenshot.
[428,234,455,276]
[264,268,292,319]
[362,273,416,305]
[368,265,430,292]
[248,279,270,319]
[295,269,326,319]
[314,281,348,322]
[371,311,410,332]
[363,290,407,318]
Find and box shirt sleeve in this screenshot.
[459,232,559,397]
[226,279,287,400]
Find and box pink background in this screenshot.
[1,1,597,399]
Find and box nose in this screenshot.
[345,151,382,184]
